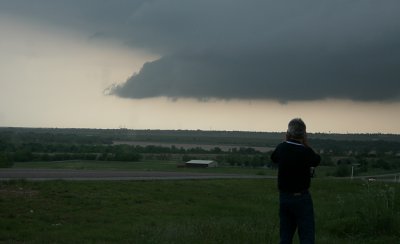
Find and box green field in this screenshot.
[12,160,371,178]
[1,178,399,243]
[12,160,278,176]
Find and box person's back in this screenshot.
[271,118,320,244]
[272,139,320,193]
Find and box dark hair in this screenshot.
[287,118,306,139]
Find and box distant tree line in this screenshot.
[0,137,272,168]
[312,139,400,157]
[1,128,400,171]
[327,155,400,177]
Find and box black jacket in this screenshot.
[271,139,321,193]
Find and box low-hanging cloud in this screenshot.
[110,47,400,102]
[112,0,400,102]
[2,0,400,101]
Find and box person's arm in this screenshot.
[271,149,277,163]
[302,134,320,167]
[270,144,281,164]
[302,133,309,148]
[312,154,321,167]
[307,148,321,167]
[285,133,290,141]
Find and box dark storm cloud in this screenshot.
[0,0,147,36]
[2,0,400,101]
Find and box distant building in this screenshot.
[368,150,377,156]
[185,160,218,168]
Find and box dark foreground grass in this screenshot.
[0,179,399,244]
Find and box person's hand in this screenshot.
[302,133,309,147]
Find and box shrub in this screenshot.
[0,152,13,168]
[333,164,351,177]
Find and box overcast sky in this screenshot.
[0,0,399,133]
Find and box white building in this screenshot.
[185,160,218,168]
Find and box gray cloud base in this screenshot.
[113,0,400,101]
[2,0,400,101]
[110,48,400,102]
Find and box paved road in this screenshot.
[0,168,272,181]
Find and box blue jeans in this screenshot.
[279,191,315,244]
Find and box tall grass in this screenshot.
[314,179,400,243]
[0,179,399,243]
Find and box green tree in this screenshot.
[333,164,351,177]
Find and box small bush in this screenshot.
[0,152,13,168]
[332,164,351,177]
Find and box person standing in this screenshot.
[271,118,321,244]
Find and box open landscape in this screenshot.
[1,128,400,243]
[2,1,400,243]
